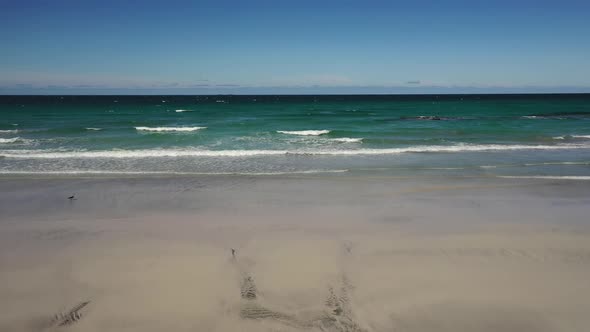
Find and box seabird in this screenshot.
[231,248,236,257]
[68,194,76,200]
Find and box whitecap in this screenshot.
[135,126,206,132]
[331,138,363,143]
[277,130,331,136]
[86,127,103,131]
[0,129,18,133]
[175,109,193,113]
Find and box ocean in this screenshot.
[1,94,590,177]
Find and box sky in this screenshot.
[1,0,589,94]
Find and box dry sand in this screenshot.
[1,175,589,331]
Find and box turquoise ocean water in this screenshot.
[1,94,590,177]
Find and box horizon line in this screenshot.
[2,92,590,97]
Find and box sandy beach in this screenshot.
[1,174,589,331]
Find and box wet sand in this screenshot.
[1,175,590,331]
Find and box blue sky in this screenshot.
[1,0,589,94]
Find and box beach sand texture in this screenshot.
[1,175,589,331]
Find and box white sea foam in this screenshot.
[1,149,285,158]
[0,137,22,144]
[0,130,18,133]
[277,130,331,136]
[248,169,348,175]
[420,167,465,170]
[175,109,193,113]
[331,138,363,143]
[498,176,590,180]
[553,135,590,140]
[2,143,589,159]
[524,161,590,166]
[85,127,103,131]
[0,169,348,176]
[135,126,206,132]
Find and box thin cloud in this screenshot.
[270,74,355,87]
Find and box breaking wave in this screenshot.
[0,137,34,145]
[553,135,590,140]
[523,112,590,120]
[277,130,331,136]
[498,176,590,180]
[135,126,206,132]
[330,138,363,143]
[2,143,589,159]
[0,169,348,176]
[0,137,22,144]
